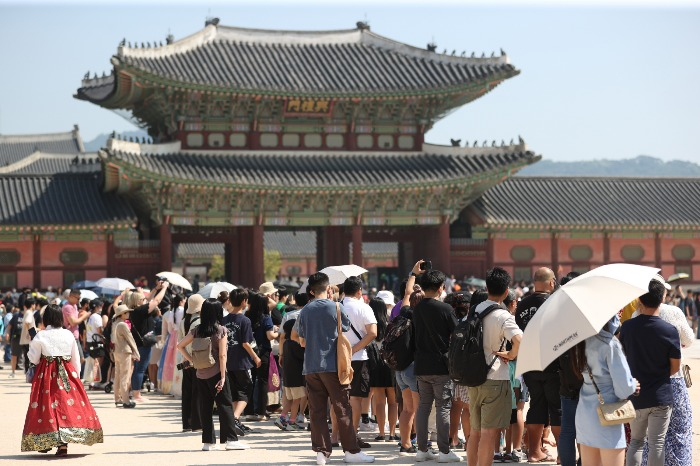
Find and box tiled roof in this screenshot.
[0,153,100,175]
[177,232,397,259]
[0,128,84,166]
[80,24,518,97]
[0,174,136,226]
[102,141,539,189]
[471,177,700,230]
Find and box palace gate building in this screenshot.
[1,20,698,289]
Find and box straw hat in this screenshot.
[114,304,131,318]
[258,281,278,296]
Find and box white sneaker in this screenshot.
[225,440,250,450]
[438,450,463,463]
[201,443,218,451]
[358,422,374,432]
[416,449,439,462]
[297,413,308,424]
[317,451,330,465]
[344,451,375,463]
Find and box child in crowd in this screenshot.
[280,318,306,430]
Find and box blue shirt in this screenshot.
[222,312,254,371]
[252,315,274,352]
[619,314,681,409]
[295,299,350,375]
[575,323,636,449]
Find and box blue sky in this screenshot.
[0,1,699,162]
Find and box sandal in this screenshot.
[528,454,555,463]
[56,445,68,457]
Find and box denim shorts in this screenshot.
[395,362,418,392]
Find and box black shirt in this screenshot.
[413,298,457,376]
[516,292,559,373]
[282,337,306,387]
[129,304,155,345]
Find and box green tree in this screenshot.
[264,249,282,281]
[209,255,224,281]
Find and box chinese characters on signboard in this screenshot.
[285,98,332,115]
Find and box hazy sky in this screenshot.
[1,1,699,163]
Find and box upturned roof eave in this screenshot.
[103,150,534,194]
[77,60,519,107]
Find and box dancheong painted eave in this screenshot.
[97,138,541,192]
[75,22,520,102]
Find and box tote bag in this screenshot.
[336,302,354,385]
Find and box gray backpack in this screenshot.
[191,336,216,369]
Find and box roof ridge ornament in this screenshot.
[356,21,370,31]
[205,17,220,27]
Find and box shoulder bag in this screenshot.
[336,302,354,385]
[587,365,636,426]
[348,322,381,371]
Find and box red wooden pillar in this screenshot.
[486,233,495,273]
[352,225,363,267]
[33,234,41,287]
[551,232,560,278]
[603,232,611,264]
[437,222,451,274]
[250,225,265,288]
[159,223,172,272]
[654,232,662,269]
[106,233,115,277]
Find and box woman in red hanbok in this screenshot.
[21,304,103,456]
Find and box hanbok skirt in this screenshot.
[158,330,178,395]
[21,356,103,451]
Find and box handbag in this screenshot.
[267,355,281,392]
[348,322,381,371]
[587,365,636,426]
[26,364,36,384]
[682,364,692,388]
[268,355,281,392]
[336,302,354,385]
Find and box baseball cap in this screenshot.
[376,290,396,306]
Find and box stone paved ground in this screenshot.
[1,343,698,465]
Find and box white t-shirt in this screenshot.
[474,300,523,381]
[86,313,103,343]
[341,296,377,361]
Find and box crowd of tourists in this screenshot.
[0,262,695,466]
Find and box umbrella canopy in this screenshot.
[319,265,368,285]
[96,277,133,291]
[197,282,237,299]
[70,280,97,290]
[79,289,98,301]
[515,263,659,377]
[667,273,689,283]
[299,264,369,292]
[463,277,486,288]
[156,271,193,291]
[91,287,121,296]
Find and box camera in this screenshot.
[176,360,191,370]
[420,260,432,271]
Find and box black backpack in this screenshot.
[448,303,505,387]
[379,314,413,371]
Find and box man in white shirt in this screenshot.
[467,267,523,466]
[341,276,377,437]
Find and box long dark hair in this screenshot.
[570,341,587,380]
[246,293,268,329]
[196,301,220,338]
[369,298,388,341]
